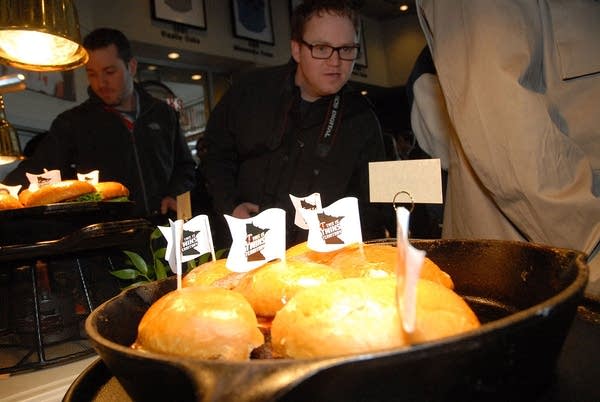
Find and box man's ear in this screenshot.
[128,57,138,76]
[291,40,301,63]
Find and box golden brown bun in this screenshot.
[234,259,344,318]
[183,258,246,289]
[286,241,353,265]
[0,191,24,210]
[18,180,96,207]
[328,243,454,289]
[93,181,129,200]
[134,287,264,361]
[271,277,480,359]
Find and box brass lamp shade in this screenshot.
[0,0,88,71]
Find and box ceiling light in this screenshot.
[360,90,368,96]
[191,74,202,81]
[0,0,88,71]
[147,65,158,71]
[400,4,409,12]
[167,52,180,60]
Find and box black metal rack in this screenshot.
[0,216,154,375]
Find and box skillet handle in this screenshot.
[179,358,343,402]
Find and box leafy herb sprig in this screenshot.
[110,227,228,288]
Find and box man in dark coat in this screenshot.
[4,28,196,219]
[204,0,389,248]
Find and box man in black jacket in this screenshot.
[4,28,196,219]
[204,0,389,248]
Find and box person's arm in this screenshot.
[3,114,76,186]
[416,0,600,254]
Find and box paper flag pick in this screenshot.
[158,215,216,264]
[301,196,363,252]
[161,219,184,289]
[26,169,61,192]
[289,192,322,229]
[77,170,99,184]
[395,206,425,334]
[224,208,286,273]
[0,183,22,198]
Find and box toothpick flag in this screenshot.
[224,208,286,273]
[158,219,184,289]
[26,169,61,191]
[159,215,215,264]
[289,192,322,229]
[77,170,99,184]
[301,196,363,252]
[159,215,216,289]
[0,183,21,198]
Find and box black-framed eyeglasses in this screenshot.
[300,39,360,61]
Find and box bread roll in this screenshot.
[328,243,454,289]
[285,241,351,265]
[234,259,344,318]
[271,277,480,359]
[134,287,264,361]
[94,181,129,200]
[18,180,96,206]
[0,191,23,210]
[183,258,245,289]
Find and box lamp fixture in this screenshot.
[0,0,88,71]
[0,74,26,165]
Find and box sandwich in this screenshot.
[18,180,96,207]
[18,180,129,207]
[93,181,129,201]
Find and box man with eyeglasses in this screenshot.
[203,0,390,249]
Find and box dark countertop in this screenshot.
[537,304,600,402]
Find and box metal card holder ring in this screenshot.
[392,191,415,213]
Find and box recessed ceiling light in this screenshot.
[147,65,157,71]
[400,4,409,11]
[191,74,202,81]
[360,90,368,96]
[167,52,180,60]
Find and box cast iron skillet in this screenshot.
[85,239,588,402]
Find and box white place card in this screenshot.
[368,159,443,204]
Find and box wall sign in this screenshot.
[231,0,274,45]
[151,0,207,30]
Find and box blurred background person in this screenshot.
[414,0,600,298]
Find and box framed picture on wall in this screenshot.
[151,0,207,30]
[355,18,368,68]
[231,0,275,45]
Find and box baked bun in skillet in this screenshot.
[234,259,344,318]
[134,286,264,361]
[328,243,454,289]
[182,258,246,289]
[271,277,480,359]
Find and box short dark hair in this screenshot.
[290,0,360,42]
[83,28,133,63]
